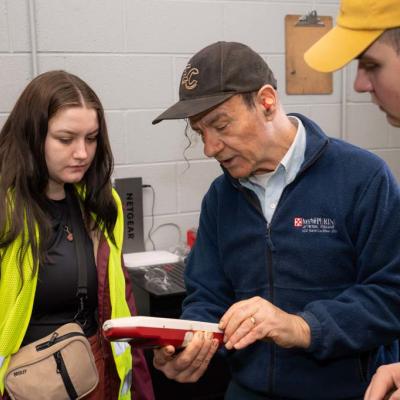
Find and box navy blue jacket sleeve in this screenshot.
[181,184,234,323]
[300,164,400,359]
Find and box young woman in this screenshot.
[0,71,154,399]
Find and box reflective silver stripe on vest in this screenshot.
[121,369,132,395]
[113,341,129,356]
[0,356,4,369]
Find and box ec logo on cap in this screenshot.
[181,64,199,90]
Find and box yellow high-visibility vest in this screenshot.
[0,188,133,399]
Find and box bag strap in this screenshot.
[54,351,79,399]
[65,186,89,322]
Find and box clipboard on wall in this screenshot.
[285,12,333,95]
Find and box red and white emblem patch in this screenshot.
[294,217,303,227]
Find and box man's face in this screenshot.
[354,39,400,127]
[189,95,273,178]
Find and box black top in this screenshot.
[22,194,98,345]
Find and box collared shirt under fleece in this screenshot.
[0,188,154,399]
[240,115,306,222]
[181,113,400,400]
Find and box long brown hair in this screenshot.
[0,70,117,281]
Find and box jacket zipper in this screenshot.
[226,120,330,395]
[266,222,275,394]
[240,187,277,393]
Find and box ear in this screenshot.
[256,85,277,116]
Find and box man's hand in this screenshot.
[364,363,400,400]
[219,296,310,350]
[153,331,219,383]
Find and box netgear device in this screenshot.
[102,316,224,349]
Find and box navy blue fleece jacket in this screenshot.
[181,114,400,399]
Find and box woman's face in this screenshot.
[44,106,99,199]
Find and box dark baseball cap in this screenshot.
[152,41,277,124]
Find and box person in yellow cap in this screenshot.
[304,0,400,128]
[305,1,400,398]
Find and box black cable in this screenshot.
[142,184,156,250]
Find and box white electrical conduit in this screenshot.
[28,0,38,77]
[310,2,347,139]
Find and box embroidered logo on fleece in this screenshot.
[293,217,337,233]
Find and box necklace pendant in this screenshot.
[64,225,74,241]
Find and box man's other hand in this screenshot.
[153,331,219,383]
[364,363,400,400]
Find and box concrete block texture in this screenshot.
[177,160,222,213]
[6,0,30,51]
[126,111,206,164]
[39,54,174,109]
[309,103,342,139]
[1,0,399,250]
[0,55,32,112]
[35,0,124,52]
[346,103,390,149]
[223,2,308,54]
[126,111,186,163]
[125,1,224,53]
[389,125,400,148]
[0,0,9,51]
[105,111,126,164]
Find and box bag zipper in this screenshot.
[36,331,86,351]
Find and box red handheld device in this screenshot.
[102,316,224,349]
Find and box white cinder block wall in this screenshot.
[1,0,399,251]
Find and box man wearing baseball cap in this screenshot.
[152,41,400,399]
[305,1,400,398]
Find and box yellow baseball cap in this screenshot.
[304,0,400,72]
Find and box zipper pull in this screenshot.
[48,332,59,346]
[36,331,59,351]
[266,222,271,237]
[266,222,275,250]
